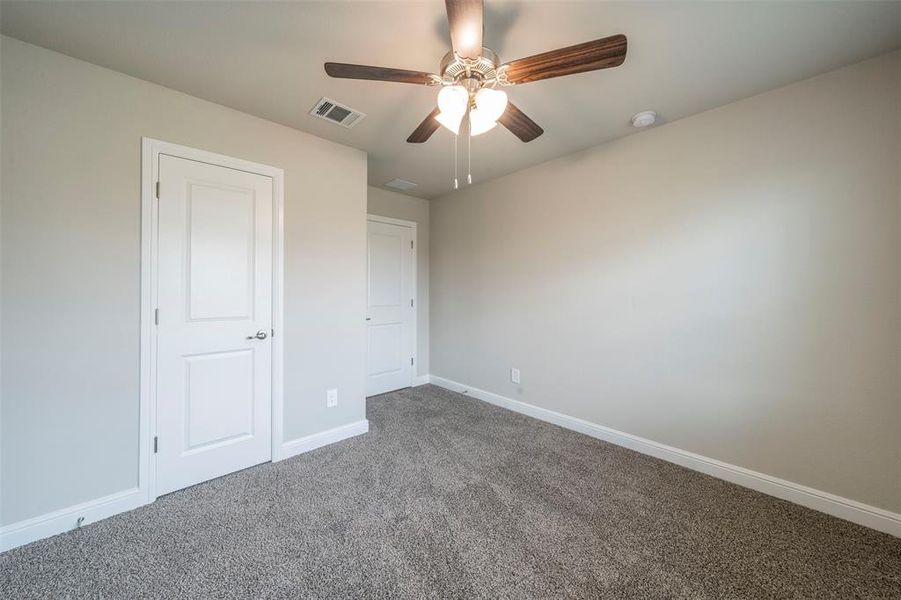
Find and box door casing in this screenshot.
[366,214,418,396]
[139,138,285,504]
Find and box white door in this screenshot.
[367,219,415,396]
[156,154,273,496]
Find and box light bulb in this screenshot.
[474,88,508,122]
[468,107,498,136]
[435,110,464,135]
[437,85,468,117]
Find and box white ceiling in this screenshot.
[2,1,900,199]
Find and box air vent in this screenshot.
[309,97,366,128]
[385,178,418,191]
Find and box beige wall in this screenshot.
[368,186,430,378]
[430,51,901,512]
[0,37,368,525]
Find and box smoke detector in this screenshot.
[631,111,657,128]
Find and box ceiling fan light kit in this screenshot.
[324,0,627,188]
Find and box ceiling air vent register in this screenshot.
[385,178,418,191]
[309,97,366,128]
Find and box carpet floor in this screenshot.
[2,384,900,599]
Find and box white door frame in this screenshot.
[139,138,285,504]
[366,214,418,391]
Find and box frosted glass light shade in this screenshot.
[469,108,498,136]
[438,85,468,117]
[435,110,464,135]
[436,85,469,135]
[474,88,508,122]
[435,86,508,136]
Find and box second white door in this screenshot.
[156,154,274,496]
[367,219,415,396]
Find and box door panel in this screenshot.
[369,232,403,306]
[366,220,414,396]
[187,183,255,321]
[184,350,254,451]
[368,323,403,376]
[156,154,273,496]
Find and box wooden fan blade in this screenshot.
[445,0,483,60]
[324,63,435,85]
[407,108,442,143]
[502,34,627,85]
[498,102,543,142]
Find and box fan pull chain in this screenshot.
[467,128,472,185]
[453,130,459,190]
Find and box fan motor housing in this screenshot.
[440,48,501,84]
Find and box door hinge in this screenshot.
[154,308,159,325]
[155,181,160,199]
[411,357,414,366]
[410,298,414,307]
[153,436,158,453]
[411,240,414,249]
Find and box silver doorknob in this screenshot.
[247,330,268,340]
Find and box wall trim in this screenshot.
[428,375,901,538]
[0,488,143,553]
[2,419,371,553]
[412,375,431,387]
[281,419,370,460]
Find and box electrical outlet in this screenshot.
[511,368,521,384]
[327,388,338,408]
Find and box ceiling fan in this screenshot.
[324,0,627,145]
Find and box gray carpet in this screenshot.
[2,384,900,599]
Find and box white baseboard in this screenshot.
[0,487,144,553]
[412,375,431,387]
[5,384,895,555]
[3,420,370,553]
[428,375,901,538]
[280,419,370,460]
